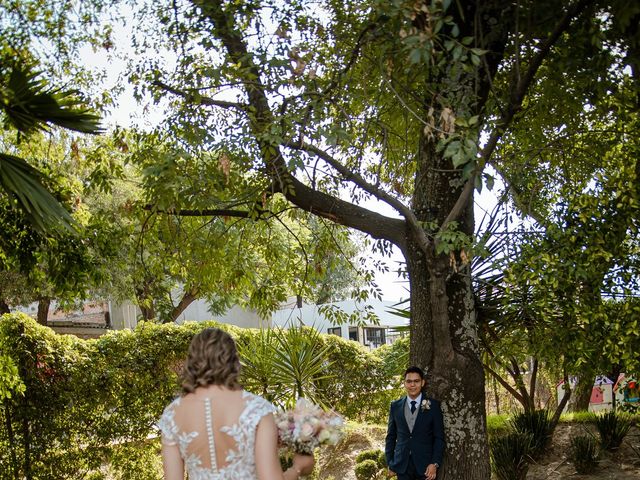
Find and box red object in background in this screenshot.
[590,387,604,404]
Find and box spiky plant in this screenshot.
[510,409,553,458]
[569,434,599,474]
[594,411,632,451]
[490,432,533,480]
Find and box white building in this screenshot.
[271,299,408,349]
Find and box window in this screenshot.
[327,327,341,337]
[348,326,359,342]
[364,327,386,348]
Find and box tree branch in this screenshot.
[484,363,526,406]
[192,0,409,250]
[142,205,252,218]
[282,139,430,254]
[440,0,594,232]
[153,80,246,110]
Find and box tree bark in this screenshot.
[0,299,10,315]
[569,373,594,412]
[165,288,198,323]
[36,298,50,326]
[135,284,156,321]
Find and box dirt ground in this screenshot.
[314,423,640,480]
[527,424,640,479]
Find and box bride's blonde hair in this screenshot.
[181,328,241,393]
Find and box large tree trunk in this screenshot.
[405,133,490,478]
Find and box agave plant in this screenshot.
[237,324,334,409]
[594,410,632,451]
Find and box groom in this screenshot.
[385,366,445,480]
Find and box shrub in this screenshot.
[594,410,632,451]
[510,409,553,457]
[355,449,386,470]
[490,432,533,480]
[354,459,380,480]
[355,450,381,464]
[569,435,599,474]
[0,313,395,478]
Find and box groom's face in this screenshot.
[404,372,425,398]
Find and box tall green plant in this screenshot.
[490,432,533,480]
[270,325,334,408]
[594,411,632,451]
[510,409,553,458]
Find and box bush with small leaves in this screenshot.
[594,411,632,451]
[355,459,381,480]
[569,435,599,474]
[490,432,533,480]
[355,449,386,470]
[356,450,382,464]
[510,409,553,458]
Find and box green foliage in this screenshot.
[560,411,596,424]
[355,449,386,472]
[594,411,632,451]
[569,435,599,474]
[510,409,553,458]
[486,414,510,436]
[375,335,409,379]
[355,449,378,465]
[106,441,163,480]
[489,432,533,480]
[0,312,393,477]
[354,459,380,480]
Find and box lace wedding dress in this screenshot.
[158,390,275,479]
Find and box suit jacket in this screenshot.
[385,395,445,475]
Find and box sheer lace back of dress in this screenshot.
[158,389,275,479]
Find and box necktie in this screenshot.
[410,400,417,414]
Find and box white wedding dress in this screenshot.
[158,389,275,479]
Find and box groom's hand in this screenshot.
[425,464,437,480]
[387,469,397,477]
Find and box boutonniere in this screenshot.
[421,399,431,411]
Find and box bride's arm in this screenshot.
[255,413,314,480]
[161,442,184,480]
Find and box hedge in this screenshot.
[0,313,399,478]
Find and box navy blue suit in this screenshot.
[385,396,445,479]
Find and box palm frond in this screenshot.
[0,153,75,232]
[1,64,102,134]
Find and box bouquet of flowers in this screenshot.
[275,397,344,454]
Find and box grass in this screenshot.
[487,414,511,436]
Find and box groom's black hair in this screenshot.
[404,366,425,379]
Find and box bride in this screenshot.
[158,328,315,479]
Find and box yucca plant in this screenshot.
[594,410,632,451]
[269,324,334,408]
[490,432,533,480]
[510,409,553,458]
[569,434,599,474]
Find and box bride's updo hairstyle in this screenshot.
[181,328,241,393]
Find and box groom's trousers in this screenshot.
[397,455,426,480]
